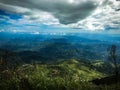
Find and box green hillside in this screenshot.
[1,59,120,90]
[19,59,104,80]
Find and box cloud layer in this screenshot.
[0,0,120,31]
[0,0,102,24]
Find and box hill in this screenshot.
[1,32,120,63]
[19,59,104,81]
[1,59,120,90]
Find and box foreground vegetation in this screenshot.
[0,59,120,90]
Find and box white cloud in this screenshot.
[68,0,120,31]
[31,31,40,34]
[0,0,104,24]
[0,0,119,31]
[0,29,4,32]
[0,2,60,26]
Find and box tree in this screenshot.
[107,45,119,76]
[0,51,9,71]
[0,50,16,71]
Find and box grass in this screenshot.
[0,59,120,90]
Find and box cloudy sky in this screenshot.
[0,0,120,34]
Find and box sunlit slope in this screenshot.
[1,59,119,90]
[18,59,105,81]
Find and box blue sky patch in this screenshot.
[0,9,22,20]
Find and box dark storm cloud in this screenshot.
[0,0,100,24]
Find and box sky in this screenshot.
[0,0,120,34]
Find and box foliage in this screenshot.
[0,59,120,90]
